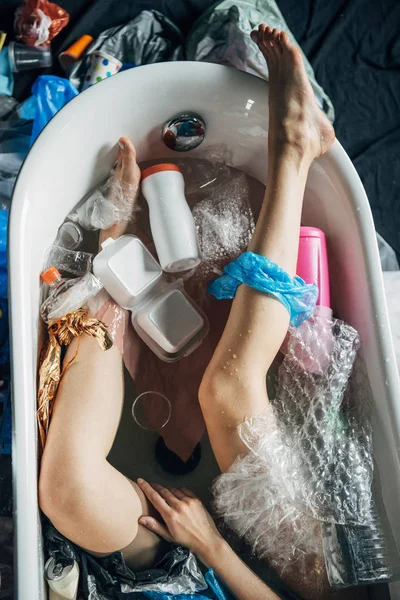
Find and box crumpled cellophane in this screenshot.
[212,307,374,579]
[37,309,113,454]
[68,174,139,231]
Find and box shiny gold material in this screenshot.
[37,309,112,453]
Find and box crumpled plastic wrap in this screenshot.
[44,245,92,278]
[212,308,374,580]
[43,272,103,322]
[208,252,318,327]
[68,11,183,90]
[15,0,69,47]
[68,173,139,231]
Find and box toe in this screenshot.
[250,29,258,44]
[118,137,136,160]
[280,31,290,48]
[116,137,140,185]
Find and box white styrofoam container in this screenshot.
[93,235,162,309]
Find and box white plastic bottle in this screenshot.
[141,163,201,273]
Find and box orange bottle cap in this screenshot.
[59,35,94,70]
[141,163,181,181]
[41,267,61,285]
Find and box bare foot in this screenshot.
[251,25,335,163]
[99,137,141,246]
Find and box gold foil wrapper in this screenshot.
[37,309,112,454]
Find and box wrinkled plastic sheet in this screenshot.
[186,0,335,122]
[69,10,183,90]
[68,173,139,231]
[43,272,103,322]
[43,519,231,599]
[212,307,377,586]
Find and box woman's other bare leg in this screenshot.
[199,26,335,473]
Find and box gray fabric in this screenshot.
[186,0,335,122]
[377,232,399,272]
[69,10,184,90]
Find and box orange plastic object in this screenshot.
[16,0,69,47]
[141,163,181,181]
[41,266,61,285]
[59,35,93,70]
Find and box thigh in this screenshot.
[44,332,124,463]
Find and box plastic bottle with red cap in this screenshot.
[40,267,75,323]
[40,267,102,323]
[141,163,202,273]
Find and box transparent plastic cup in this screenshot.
[8,42,52,72]
[56,221,84,250]
[132,391,171,431]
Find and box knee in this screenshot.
[199,366,232,415]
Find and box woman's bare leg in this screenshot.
[199,25,335,473]
[39,139,164,566]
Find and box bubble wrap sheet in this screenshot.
[68,173,139,231]
[191,171,255,281]
[212,308,374,576]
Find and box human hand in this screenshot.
[137,479,224,563]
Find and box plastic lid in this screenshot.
[41,267,61,285]
[141,163,181,181]
[300,226,325,239]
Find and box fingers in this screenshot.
[139,516,173,542]
[156,485,198,502]
[152,483,181,508]
[180,487,197,499]
[137,479,199,510]
[137,478,172,517]
[169,487,186,500]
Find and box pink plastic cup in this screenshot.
[281,226,332,372]
[296,226,330,308]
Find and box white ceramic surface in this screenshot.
[9,62,400,598]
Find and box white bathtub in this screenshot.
[9,62,400,598]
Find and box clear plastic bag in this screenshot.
[68,174,139,231]
[44,245,92,278]
[212,308,374,579]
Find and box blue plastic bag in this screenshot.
[0,210,8,298]
[21,75,78,145]
[208,252,318,327]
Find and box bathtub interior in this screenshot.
[10,63,400,595]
